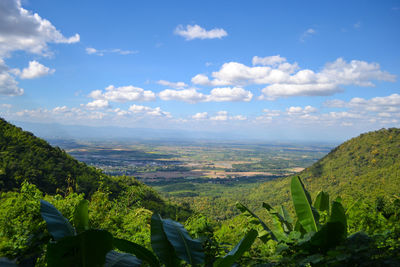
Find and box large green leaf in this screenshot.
[280,205,293,225]
[40,200,75,241]
[162,218,204,266]
[113,238,159,267]
[290,176,318,233]
[150,214,178,267]
[105,250,141,267]
[214,229,258,267]
[74,200,90,233]
[236,202,276,242]
[329,201,347,238]
[46,229,113,267]
[263,203,293,234]
[313,191,330,213]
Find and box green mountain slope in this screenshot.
[0,118,191,218]
[0,118,104,195]
[249,128,400,209]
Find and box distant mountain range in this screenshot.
[9,120,248,141]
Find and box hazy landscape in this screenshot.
[1,0,399,266]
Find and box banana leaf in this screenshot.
[214,229,257,267]
[73,200,90,233]
[290,177,318,233]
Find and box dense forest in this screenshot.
[0,118,399,266]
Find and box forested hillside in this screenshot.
[0,118,104,195]
[248,128,400,210]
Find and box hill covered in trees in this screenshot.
[246,128,400,210]
[0,118,105,195]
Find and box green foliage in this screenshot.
[214,229,257,267]
[290,176,319,233]
[236,202,276,242]
[0,118,106,195]
[237,177,353,264]
[0,182,47,265]
[40,200,75,241]
[113,238,160,267]
[46,229,113,267]
[157,216,204,265]
[73,200,90,233]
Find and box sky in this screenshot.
[0,0,399,141]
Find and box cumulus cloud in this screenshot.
[89,85,156,102]
[0,0,79,57]
[287,105,317,116]
[128,104,171,117]
[158,87,253,103]
[0,70,23,96]
[18,60,55,79]
[157,80,188,89]
[192,57,395,100]
[159,89,206,103]
[86,99,110,109]
[326,94,400,114]
[85,47,138,56]
[0,0,79,96]
[192,112,208,120]
[207,87,253,102]
[174,24,227,40]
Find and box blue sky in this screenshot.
[0,0,399,141]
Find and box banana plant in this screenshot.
[40,199,257,266]
[237,176,348,252]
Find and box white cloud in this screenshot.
[192,62,291,86]
[252,55,286,66]
[300,28,316,42]
[325,94,400,114]
[256,109,281,122]
[260,83,340,100]
[287,105,317,116]
[159,89,206,103]
[0,0,78,96]
[192,57,395,100]
[85,47,138,56]
[128,104,171,117]
[89,85,156,102]
[0,0,79,57]
[192,112,208,120]
[0,70,23,96]
[86,99,110,109]
[157,80,188,89]
[53,106,68,113]
[158,87,253,103]
[0,58,22,96]
[210,111,228,121]
[231,115,247,121]
[19,60,55,79]
[191,74,213,86]
[174,24,227,40]
[207,87,253,102]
